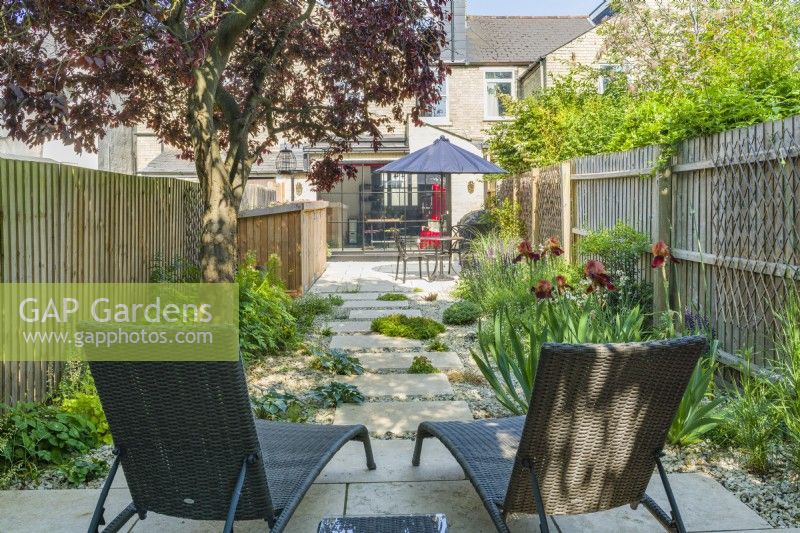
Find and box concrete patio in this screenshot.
[0,439,791,532]
[2,261,797,532]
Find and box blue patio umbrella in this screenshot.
[376,136,507,174]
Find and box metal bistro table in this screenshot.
[420,235,463,281]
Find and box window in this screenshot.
[484,70,515,120]
[421,77,449,124]
[596,64,623,94]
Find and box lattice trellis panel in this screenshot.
[517,174,534,239]
[699,118,800,361]
[537,164,563,242]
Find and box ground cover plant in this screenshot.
[409,356,440,374]
[308,348,364,376]
[251,389,309,423]
[307,383,364,408]
[371,315,445,340]
[292,294,344,333]
[377,293,409,301]
[426,339,450,352]
[442,301,482,325]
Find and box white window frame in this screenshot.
[421,76,450,125]
[483,68,516,121]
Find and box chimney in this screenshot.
[443,0,466,63]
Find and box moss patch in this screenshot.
[377,293,409,301]
[370,314,445,340]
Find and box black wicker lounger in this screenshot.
[86,361,375,533]
[413,336,708,533]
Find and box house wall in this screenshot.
[520,26,607,97]
[435,64,525,142]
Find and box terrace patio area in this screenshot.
[2,262,794,533]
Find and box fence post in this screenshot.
[653,164,674,315]
[530,167,540,242]
[560,160,574,261]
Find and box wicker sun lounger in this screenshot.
[86,361,376,533]
[413,336,708,533]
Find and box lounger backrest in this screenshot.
[89,361,273,522]
[503,336,707,516]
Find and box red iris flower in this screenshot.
[651,240,679,268]
[543,237,564,257]
[532,279,554,300]
[584,260,616,293]
[513,240,541,263]
[555,275,572,293]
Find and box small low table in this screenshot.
[317,513,448,533]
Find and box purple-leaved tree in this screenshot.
[0,0,449,281]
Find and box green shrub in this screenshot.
[371,315,445,340]
[292,294,344,332]
[308,348,364,376]
[237,253,298,361]
[0,402,100,484]
[485,198,524,240]
[377,293,408,301]
[443,301,482,325]
[409,356,440,374]
[426,339,449,352]
[307,382,364,407]
[667,339,725,447]
[251,390,308,423]
[60,393,112,445]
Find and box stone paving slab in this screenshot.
[324,320,373,334]
[339,300,410,309]
[339,373,453,397]
[345,480,549,533]
[0,485,345,533]
[357,352,463,370]
[317,439,465,484]
[348,309,422,320]
[333,400,473,433]
[329,335,423,351]
[554,472,772,533]
[336,292,409,300]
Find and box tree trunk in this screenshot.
[200,163,239,283]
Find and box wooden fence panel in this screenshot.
[237,202,328,295]
[0,157,204,404]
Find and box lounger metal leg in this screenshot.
[223,454,258,533]
[353,428,377,470]
[641,453,687,533]
[411,426,432,466]
[88,448,140,533]
[522,459,550,533]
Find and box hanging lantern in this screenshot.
[275,144,297,175]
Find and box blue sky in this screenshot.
[466,0,601,16]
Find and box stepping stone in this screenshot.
[358,352,463,371]
[334,401,473,433]
[325,321,373,334]
[349,309,422,320]
[337,292,409,301]
[329,335,423,351]
[339,374,453,397]
[318,439,465,484]
[340,300,410,310]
